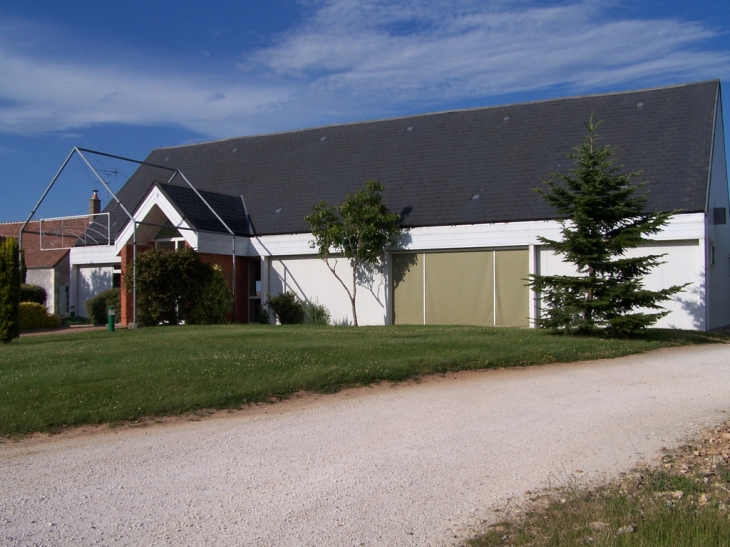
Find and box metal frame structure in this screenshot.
[38,212,111,250]
[19,147,239,324]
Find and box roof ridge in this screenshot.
[154,80,720,152]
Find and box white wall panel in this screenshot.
[76,266,114,318]
[70,245,121,266]
[705,98,730,329]
[537,241,703,330]
[269,256,387,326]
[25,269,53,309]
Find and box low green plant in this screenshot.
[18,302,61,330]
[85,288,121,325]
[303,299,331,325]
[20,284,47,305]
[266,291,305,324]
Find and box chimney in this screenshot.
[89,190,101,216]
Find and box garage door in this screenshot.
[392,249,529,327]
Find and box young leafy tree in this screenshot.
[530,118,686,337]
[0,236,21,343]
[304,180,401,326]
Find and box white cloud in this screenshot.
[253,1,728,100]
[0,0,728,138]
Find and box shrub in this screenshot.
[0,236,21,343]
[187,265,233,325]
[303,299,331,325]
[85,288,121,325]
[126,248,233,326]
[20,284,47,305]
[19,302,61,330]
[266,292,305,324]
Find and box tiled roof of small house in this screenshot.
[104,80,720,238]
[0,222,69,269]
[154,184,251,236]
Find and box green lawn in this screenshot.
[0,325,725,436]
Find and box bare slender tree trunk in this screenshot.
[351,262,358,327]
[324,256,359,326]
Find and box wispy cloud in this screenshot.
[252,1,728,103]
[0,0,728,138]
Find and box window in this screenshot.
[154,239,185,251]
[153,222,185,251]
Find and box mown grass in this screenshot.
[0,325,725,436]
[466,426,730,547]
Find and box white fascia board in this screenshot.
[249,233,316,257]
[658,212,705,241]
[402,214,706,251]
[113,186,197,253]
[70,245,121,266]
[196,232,251,256]
[401,220,558,251]
[248,213,706,258]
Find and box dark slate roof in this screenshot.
[106,80,720,239]
[155,184,250,236]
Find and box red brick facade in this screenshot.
[120,244,149,326]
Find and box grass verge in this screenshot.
[466,421,730,547]
[0,325,725,437]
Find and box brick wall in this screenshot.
[119,244,149,325]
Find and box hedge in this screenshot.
[19,302,61,330]
[20,284,47,305]
[0,236,21,343]
[85,288,121,325]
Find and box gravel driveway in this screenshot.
[2,344,730,546]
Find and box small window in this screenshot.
[154,239,185,251]
[710,243,716,265]
[714,208,727,225]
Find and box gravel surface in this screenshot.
[2,344,729,546]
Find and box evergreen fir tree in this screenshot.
[0,236,22,343]
[530,118,687,336]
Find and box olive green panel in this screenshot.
[392,253,424,324]
[495,249,530,327]
[425,251,494,326]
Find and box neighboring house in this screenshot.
[73,80,729,330]
[0,221,70,316]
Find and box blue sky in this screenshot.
[1,0,729,221]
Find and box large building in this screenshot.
[65,80,729,330]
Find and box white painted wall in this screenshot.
[537,240,703,330]
[75,265,114,318]
[705,96,730,330]
[269,256,388,326]
[25,268,53,310]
